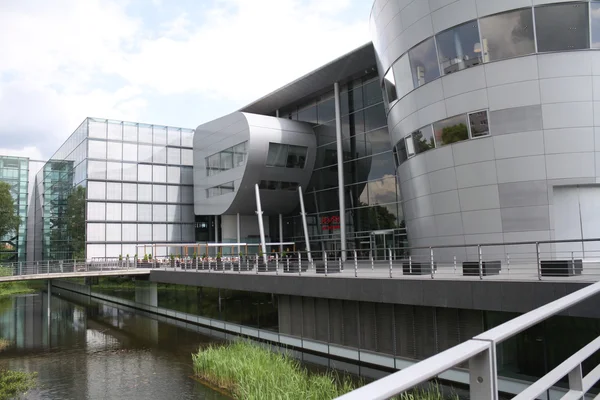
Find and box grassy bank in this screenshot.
[0,369,37,400]
[0,267,35,298]
[193,341,457,400]
[0,338,37,400]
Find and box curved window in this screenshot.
[412,125,435,154]
[535,2,589,52]
[479,8,535,62]
[434,114,469,147]
[592,3,600,49]
[383,68,397,104]
[436,20,482,75]
[392,54,413,100]
[409,38,440,88]
[266,143,307,169]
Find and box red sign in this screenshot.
[321,216,340,231]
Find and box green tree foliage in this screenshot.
[0,182,20,240]
[441,123,468,145]
[66,186,86,259]
[412,130,435,153]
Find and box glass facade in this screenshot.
[205,141,248,176]
[34,118,195,260]
[278,73,404,253]
[0,156,29,261]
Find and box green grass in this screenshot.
[0,267,35,298]
[193,341,458,400]
[0,369,36,400]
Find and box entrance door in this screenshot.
[370,229,395,260]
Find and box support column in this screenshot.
[254,184,267,263]
[214,215,219,257]
[47,280,51,330]
[237,213,241,256]
[275,109,280,118]
[298,186,312,262]
[279,214,283,254]
[334,82,347,261]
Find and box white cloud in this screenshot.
[0,146,44,161]
[0,0,370,158]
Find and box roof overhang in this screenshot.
[240,42,377,115]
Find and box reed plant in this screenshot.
[193,341,458,400]
[0,369,36,400]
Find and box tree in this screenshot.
[66,186,86,260]
[441,123,469,145]
[0,182,20,240]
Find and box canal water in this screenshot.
[0,292,228,399]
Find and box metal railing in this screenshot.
[144,237,600,282]
[0,257,144,279]
[335,279,600,399]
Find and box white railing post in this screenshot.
[507,254,510,275]
[388,249,393,278]
[453,256,456,274]
[324,251,328,277]
[275,253,279,275]
[339,257,342,273]
[409,255,412,274]
[354,250,358,277]
[537,242,541,281]
[370,250,374,271]
[478,245,483,280]
[468,343,497,400]
[255,254,259,275]
[430,247,435,279]
[568,364,583,395]
[47,260,50,275]
[298,252,302,276]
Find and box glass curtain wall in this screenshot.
[0,156,29,262]
[34,120,88,260]
[85,118,195,260]
[279,74,404,252]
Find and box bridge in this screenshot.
[0,259,150,282]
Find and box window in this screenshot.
[153,165,166,183]
[286,145,307,168]
[154,126,167,145]
[433,114,469,147]
[168,147,181,164]
[592,2,600,49]
[535,2,589,52]
[409,38,440,88]
[383,68,397,103]
[206,181,235,198]
[258,181,300,191]
[405,135,415,158]
[266,143,288,167]
[479,8,535,62]
[392,53,414,100]
[205,141,248,176]
[233,142,246,167]
[412,125,435,154]
[468,111,489,138]
[88,140,107,159]
[436,20,482,75]
[395,139,407,165]
[266,143,307,169]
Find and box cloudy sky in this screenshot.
[0,0,371,160]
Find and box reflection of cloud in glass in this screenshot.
[369,174,398,205]
[409,38,440,87]
[479,9,535,61]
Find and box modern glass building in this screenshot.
[193,45,406,258]
[33,118,195,261]
[0,156,29,261]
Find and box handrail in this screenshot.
[335,340,490,400]
[336,280,600,400]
